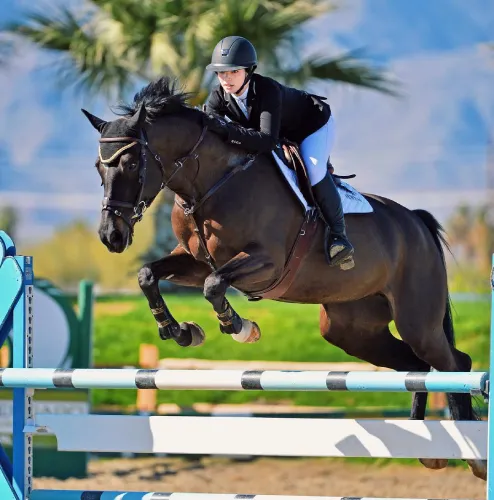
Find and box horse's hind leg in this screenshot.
[388,274,486,480]
[320,296,448,471]
[320,296,429,371]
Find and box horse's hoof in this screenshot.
[177,321,206,347]
[419,458,448,470]
[158,321,180,341]
[231,319,261,344]
[467,459,487,481]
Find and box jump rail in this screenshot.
[0,368,487,392]
[0,230,493,500]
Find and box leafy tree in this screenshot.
[0,206,18,241]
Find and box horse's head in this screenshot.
[83,77,225,254]
[82,103,168,253]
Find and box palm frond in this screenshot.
[278,49,401,96]
[0,0,399,100]
[4,5,143,98]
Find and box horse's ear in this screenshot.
[81,109,107,133]
[126,103,147,130]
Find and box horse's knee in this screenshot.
[138,265,155,290]
[203,273,227,305]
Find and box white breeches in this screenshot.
[299,115,335,186]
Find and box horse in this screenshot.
[82,76,485,480]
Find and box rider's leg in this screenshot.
[300,116,354,267]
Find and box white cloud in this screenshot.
[0,191,101,211]
[324,45,494,200]
[301,0,366,55]
[12,155,103,194]
[0,41,55,167]
[326,0,365,33]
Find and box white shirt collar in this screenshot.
[233,83,249,101]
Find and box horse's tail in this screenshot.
[412,209,455,347]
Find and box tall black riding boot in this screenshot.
[311,171,355,269]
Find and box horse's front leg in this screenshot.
[203,246,274,343]
[138,245,211,347]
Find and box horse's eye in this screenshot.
[129,162,138,171]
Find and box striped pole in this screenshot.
[0,368,487,392]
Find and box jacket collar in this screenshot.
[224,87,249,125]
[246,73,258,108]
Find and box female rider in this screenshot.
[203,35,354,268]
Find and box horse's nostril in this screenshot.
[110,231,123,247]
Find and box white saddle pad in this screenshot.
[271,151,373,214]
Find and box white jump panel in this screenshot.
[33,414,487,460]
[29,491,463,500]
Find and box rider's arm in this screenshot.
[226,83,281,153]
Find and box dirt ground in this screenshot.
[34,456,486,498]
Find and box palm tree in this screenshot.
[447,203,494,274]
[3,0,398,101]
[2,0,399,269]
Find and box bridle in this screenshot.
[98,123,257,270]
[98,125,207,235]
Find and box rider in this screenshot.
[203,35,354,268]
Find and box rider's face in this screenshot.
[217,69,246,95]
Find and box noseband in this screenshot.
[98,126,207,235]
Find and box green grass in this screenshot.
[91,291,490,410]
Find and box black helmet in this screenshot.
[206,36,257,72]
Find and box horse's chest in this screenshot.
[183,218,234,263]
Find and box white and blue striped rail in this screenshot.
[0,368,487,392]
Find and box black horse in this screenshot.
[82,76,485,480]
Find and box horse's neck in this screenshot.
[187,141,246,199]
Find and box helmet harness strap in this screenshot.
[236,65,257,95]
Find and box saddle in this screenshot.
[249,141,355,301]
[275,140,316,208]
[274,140,357,201]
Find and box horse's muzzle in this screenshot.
[99,215,131,253]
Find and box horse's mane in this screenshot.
[114,76,197,122]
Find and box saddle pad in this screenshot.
[271,151,373,215]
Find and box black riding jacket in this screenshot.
[204,73,331,153]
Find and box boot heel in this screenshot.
[339,255,355,270]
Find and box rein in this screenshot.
[98,125,257,269]
[98,126,207,234]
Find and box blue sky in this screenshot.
[0,0,493,244]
